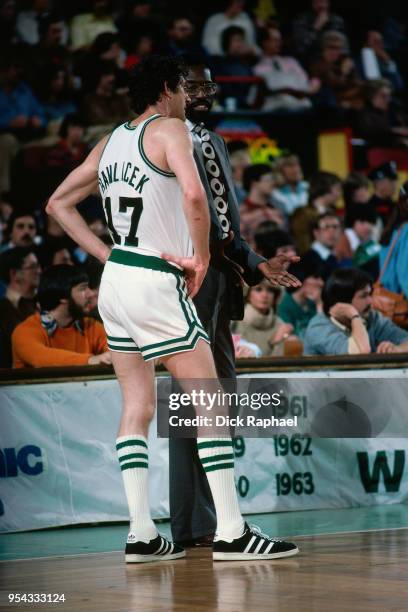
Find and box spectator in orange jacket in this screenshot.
[12,264,111,368]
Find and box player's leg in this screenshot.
[161,339,299,560]
[111,351,185,563]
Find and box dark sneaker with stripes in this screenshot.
[213,523,299,561]
[125,533,186,563]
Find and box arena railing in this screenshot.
[1,353,408,385]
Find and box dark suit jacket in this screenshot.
[191,126,265,318]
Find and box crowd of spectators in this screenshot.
[1,0,408,368]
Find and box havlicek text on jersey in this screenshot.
[98,162,150,195]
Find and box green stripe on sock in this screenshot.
[203,462,235,473]
[197,440,233,451]
[120,461,148,471]
[200,453,235,464]
[116,439,148,451]
[118,452,148,462]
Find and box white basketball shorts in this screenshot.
[98,249,210,361]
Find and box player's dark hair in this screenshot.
[0,247,37,283]
[322,268,372,316]
[37,265,89,311]
[128,54,188,114]
[242,163,272,192]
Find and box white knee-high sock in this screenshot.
[197,438,245,542]
[116,435,157,542]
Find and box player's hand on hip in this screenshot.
[257,253,301,288]
[162,252,209,298]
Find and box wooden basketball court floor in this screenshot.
[1,504,408,612]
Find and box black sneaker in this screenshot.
[213,523,299,561]
[125,533,186,563]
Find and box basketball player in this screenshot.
[46,55,299,563]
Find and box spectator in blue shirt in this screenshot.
[0,55,46,133]
[304,267,408,355]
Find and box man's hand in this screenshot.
[329,303,359,324]
[376,341,400,354]
[88,351,112,365]
[257,253,301,288]
[211,230,244,287]
[162,253,209,298]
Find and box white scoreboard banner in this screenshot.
[1,371,408,532]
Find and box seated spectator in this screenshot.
[336,204,378,262]
[0,0,20,50]
[0,210,39,253]
[37,65,77,125]
[356,79,408,149]
[84,255,104,320]
[16,0,68,46]
[277,263,324,339]
[359,30,404,92]
[116,0,162,54]
[291,171,342,253]
[254,26,320,113]
[304,267,408,355]
[76,32,128,92]
[163,16,206,59]
[240,164,285,249]
[12,264,111,367]
[378,181,408,299]
[70,0,117,50]
[202,0,258,57]
[29,14,71,76]
[0,246,39,367]
[367,161,398,228]
[254,224,296,259]
[45,113,88,190]
[210,26,256,109]
[310,31,364,110]
[272,154,309,217]
[292,0,347,61]
[343,171,371,227]
[301,212,341,280]
[233,280,293,356]
[37,238,74,269]
[81,62,131,131]
[0,53,46,194]
[124,32,154,71]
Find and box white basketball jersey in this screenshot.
[98,114,192,260]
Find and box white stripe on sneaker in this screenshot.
[155,538,166,555]
[254,538,266,554]
[244,536,257,553]
[264,541,274,554]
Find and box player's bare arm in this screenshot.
[160,118,211,297]
[46,136,112,264]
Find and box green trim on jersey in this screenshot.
[108,249,182,275]
[124,121,137,131]
[138,114,176,177]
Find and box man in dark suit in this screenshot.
[169,59,300,546]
